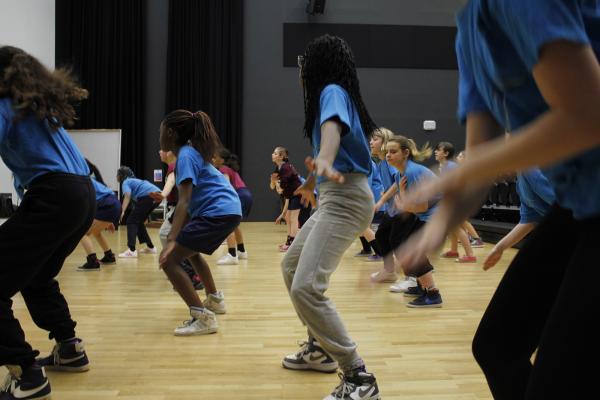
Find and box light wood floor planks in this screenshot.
[5,222,513,399]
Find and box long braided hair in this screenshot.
[300,35,376,142]
[162,110,222,162]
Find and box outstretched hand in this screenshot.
[304,156,344,184]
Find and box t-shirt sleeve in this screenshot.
[0,112,7,144]
[456,34,489,123]
[520,201,544,224]
[121,180,132,195]
[176,151,199,187]
[319,85,351,135]
[490,0,590,70]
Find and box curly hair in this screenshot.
[300,35,376,142]
[0,46,88,130]
[162,110,222,162]
[218,147,241,172]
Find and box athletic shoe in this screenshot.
[370,269,398,283]
[174,308,218,336]
[407,289,443,308]
[99,251,116,264]
[456,255,477,263]
[118,249,137,258]
[470,238,484,248]
[1,364,51,400]
[389,276,417,293]
[36,339,90,372]
[217,253,239,265]
[191,274,204,290]
[77,258,100,272]
[323,371,380,400]
[238,251,249,260]
[366,254,383,262]
[440,250,459,258]
[138,247,157,254]
[282,339,338,373]
[355,250,372,257]
[403,285,426,298]
[203,291,226,314]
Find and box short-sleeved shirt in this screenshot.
[395,160,438,222]
[456,0,600,219]
[0,98,89,188]
[311,84,372,183]
[517,168,556,224]
[376,159,398,216]
[219,165,247,190]
[277,162,302,199]
[368,159,384,203]
[439,160,458,175]
[92,178,115,201]
[176,145,241,218]
[121,178,160,201]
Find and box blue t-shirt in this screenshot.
[517,168,556,224]
[395,160,438,222]
[439,160,458,175]
[376,159,398,216]
[312,84,372,183]
[0,98,89,188]
[456,0,600,219]
[368,159,384,204]
[121,177,160,201]
[92,178,115,202]
[176,145,241,218]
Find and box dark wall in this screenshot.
[242,0,466,221]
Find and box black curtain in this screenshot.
[55,0,147,176]
[166,0,243,157]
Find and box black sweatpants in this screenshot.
[125,196,159,250]
[472,205,598,399]
[0,173,95,368]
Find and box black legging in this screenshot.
[472,204,598,399]
[125,196,159,250]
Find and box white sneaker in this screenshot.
[389,276,418,293]
[138,247,157,254]
[217,253,239,265]
[118,249,138,258]
[238,250,248,260]
[204,291,226,314]
[370,269,398,283]
[174,308,218,336]
[282,339,339,372]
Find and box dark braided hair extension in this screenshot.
[86,159,105,184]
[0,46,88,130]
[162,110,222,162]
[300,35,376,142]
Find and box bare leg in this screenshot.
[289,209,300,237]
[161,244,205,308]
[234,227,244,244]
[463,221,480,239]
[362,228,376,242]
[226,233,236,249]
[93,232,111,252]
[80,235,95,255]
[418,271,436,289]
[456,228,474,257]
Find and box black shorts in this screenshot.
[237,187,253,219]
[288,195,303,211]
[95,195,121,227]
[176,215,241,255]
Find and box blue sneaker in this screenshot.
[1,364,51,400]
[36,339,90,372]
[403,285,425,298]
[407,289,443,308]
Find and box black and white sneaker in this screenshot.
[1,364,51,400]
[323,371,380,400]
[36,339,90,372]
[282,339,338,373]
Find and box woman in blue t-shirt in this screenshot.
[158,110,241,336]
[77,160,121,271]
[396,1,600,397]
[0,46,94,399]
[280,35,380,400]
[116,167,161,258]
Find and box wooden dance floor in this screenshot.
[6,222,511,399]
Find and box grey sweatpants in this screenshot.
[281,174,373,370]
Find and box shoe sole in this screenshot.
[174,327,218,336]
[281,359,338,373]
[406,303,443,308]
[389,286,416,293]
[217,261,239,265]
[403,292,424,298]
[205,307,226,315]
[371,278,398,283]
[44,364,90,372]
[100,261,116,265]
[76,268,100,272]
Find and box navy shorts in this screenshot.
[288,195,303,210]
[176,215,241,255]
[95,195,121,227]
[237,187,253,219]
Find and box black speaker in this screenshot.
[306,0,326,15]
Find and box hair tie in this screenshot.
[191,111,201,120]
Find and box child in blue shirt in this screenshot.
[397,1,600,397]
[0,46,94,399]
[280,35,380,399]
[77,160,121,271]
[117,167,161,257]
[158,109,241,336]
